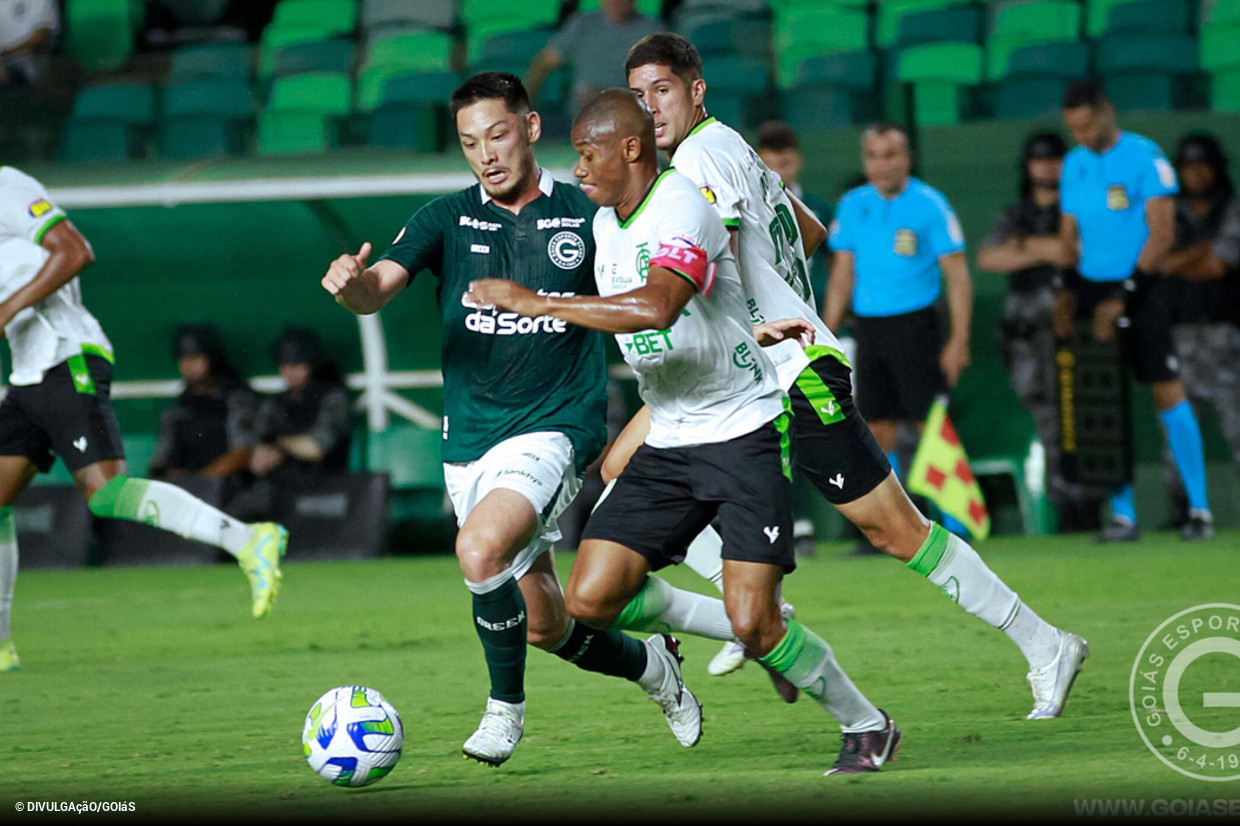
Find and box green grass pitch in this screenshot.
[1,532,1237,822]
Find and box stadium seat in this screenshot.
[1085,0,1150,37]
[363,0,456,32]
[266,38,356,78]
[274,472,391,561]
[165,0,232,26]
[679,16,772,59]
[64,0,135,71]
[257,111,334,155]
[1096,34,1197,75]
[258,28,342,75]
[367,103,442,151]
[782,84,861,130]
[271,0,359,36]
[793,50,877,90]
[168,42,252,81]
[11,486,92,570]
[876,0,973,50]
[97,476,227,567]
[158,117,241,160]
[1204,0,1240,27]
[1105,71,1177,112]
[474,28,552,66]
[897,42,983,126]
[461,0,560,56]
[578,0,661,14]
[163,79,253,119]
[1004,41,1090,80]
[380,71,462,105]
[1105,0,1191,34]
[159,80,253,160]
[366,30,454,72]
[1211,69,1240,112]
[994,76,1073,120]
[1201,26,1240,73]
[267,72,352,116]
[702,56,769,96]
[773,5,869,87]
[986,0,1082,80]
[893,4,984,48]
[367,426,451,550]
[73,84,156,124]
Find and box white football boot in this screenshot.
[643,635,703,747]
[1026,631,1090,719]
[462,698,524,766]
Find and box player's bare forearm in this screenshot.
[823,251,855,331]
[323,246,408,315]
[1059,213,1081,269]
[940,253,973,346]
[787,190,827,257]
[1137,196,1175,272]
[0,220,94,324]
[275,434,326,462]
[1159,242,1223,279]
[201,447,253,479]
[468,269,694,334]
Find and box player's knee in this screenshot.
[563,584,618,630]
[727,606,782,657]
[454,539,508,582]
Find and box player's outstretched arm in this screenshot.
[938,251,973,388]
[822,250,855,331]
[322,242,410,315]
[0,220,94,332]
[467,267,695,334]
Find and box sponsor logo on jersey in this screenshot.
[1106,184,1130,211]
[536,217,586,230]
[894,228,918,256]
[461,290,574,336]
[27,199,53,218]
[459,215,502,231]
[471,244,490,254]
[731,342,764,384]
[698,185,717,204]
[547,231,586,270]
[635,242,651,282]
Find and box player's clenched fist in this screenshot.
[322,242,372,296]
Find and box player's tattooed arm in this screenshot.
[322,242,411,315]
[0,220,94,334]
[467,267,695,333]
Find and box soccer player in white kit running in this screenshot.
[610,33,1089,720]
[0,167,289,672]
[467,89,901,775]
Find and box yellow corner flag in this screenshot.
[908,396,991,540]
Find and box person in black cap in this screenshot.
[237,327,352,520]
[150,324,257,494]
[978,132,1105,530]
[1156,133,1240,496]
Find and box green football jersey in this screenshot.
[379,169,607,469]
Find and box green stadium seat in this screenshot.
[163,79,253,119]
[268,72,352,116]
[367,426,445,490]
[679,17,772,59]
[1106,0,1191,34]
[1004,41,1090,80]
[362,0,457,31]
[64,0,135,71]
[1201,26,1240,72]
[793,51,877,90]
[1105,71,1177,112]
[475,28,552,64]
[272,0,358,36]
[1086,0,1156,36]
[774,6,869,87]
[60,120,132,163]
[367,104,442,152]
[380,71,463,105]
[257,111,334,155]
[169,0,232,26]
[702,56,769,96]
[157,117,241,160]
[1211,69,1240,112]
[169,42,252,81]
[578,0,661,15]
[366,30,454,71]
[357,63,430,111]
[986,0,1082,79]
[470,58,570,109]
[1204,0,1240,28]
[461,0,560,57]
[266,38,356,78]
[73,84,155,124]
[876,0,973,50]
[994,76,1072,120]
[781,84,860,130]
[1097,34,1196,75]
[259,28,340,75]
[897,42,983,85]
[894,4,984,48]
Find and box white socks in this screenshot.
[610,575,737,642]
[88,476,254,556]
[682,525,725,592]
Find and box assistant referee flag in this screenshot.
[908,396,991,540]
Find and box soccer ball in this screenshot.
[302,686,404,787]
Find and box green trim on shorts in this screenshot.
[33,213,66,245]
[795,364,845,426]
[65,354,96,396]
[774,403,793,482]
[907,522,950,577]
[804,344,851,369]
[81,342,114,364]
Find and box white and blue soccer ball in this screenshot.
[302,686,404,788]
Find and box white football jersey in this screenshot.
[671,117,847,387]
[0,166,111,385]
[592,169,786,449]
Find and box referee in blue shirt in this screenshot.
[825,123,973,512]
[1057,81,1213,542]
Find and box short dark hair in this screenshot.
[756,121,799,153]
[450,72,530,117]
[1062,80,1108,111]
[862,121,910,143]
[624,32,702,84]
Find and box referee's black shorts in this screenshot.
[852,305,946,423]
[1075,278,1179,384]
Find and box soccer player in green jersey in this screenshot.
[323,73,720,767]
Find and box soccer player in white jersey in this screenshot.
[615,33,1088,720]
[467,89,901,775]
[0,167,288,670]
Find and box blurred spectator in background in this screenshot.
[1057,80,1213,542]
[150,324,257,499]
[1157,133,1240,507]
[978,132,1104,532]
[756,120,833,307]
[525,0,661,111]
[235,327,351,520]
[0,0,58,86]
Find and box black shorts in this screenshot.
[789,352,891,505]
[0,355,125,474]
[852,305,946,422]
[582,419,796,572]
[1075,278,1179,384]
